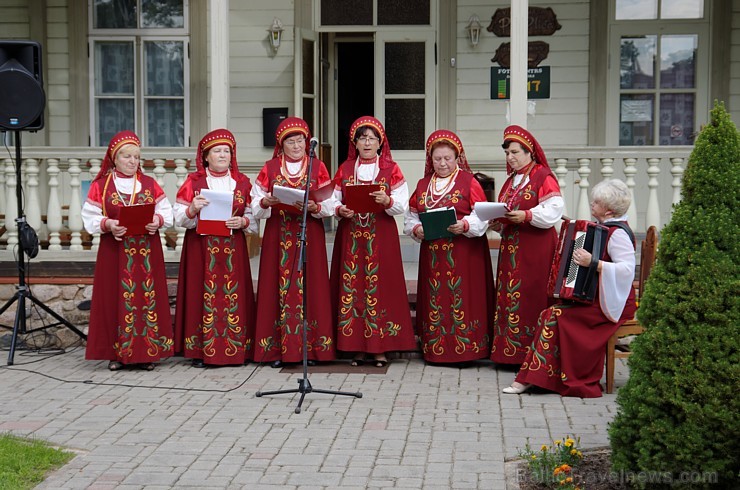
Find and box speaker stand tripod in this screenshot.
[0,130,87,365]
[256,140,362,413]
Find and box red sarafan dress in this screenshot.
[83,174,174,364]
[330,160,417,355]
[490,163,562,365]
[515,224,637,397]
[173,172,256,365]
[250,157,336,363]
[408,170,495,364]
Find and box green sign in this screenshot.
[491,66,550,99]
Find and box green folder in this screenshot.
[419,207,457,240]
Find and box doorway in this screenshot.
[335,41,374,165]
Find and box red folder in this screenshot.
[344,184,385,213]
[118,203,155,236]
[309,183,334,202]
[196,219,231,237]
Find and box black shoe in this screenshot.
[270,360,283,369]
[191,359,205,368]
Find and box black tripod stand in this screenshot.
[256,138,362,413]
[0,130,87,365]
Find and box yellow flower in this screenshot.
[554,439,562,446]
[531,455,537,460]
[577,451,583,458]
[541,444,548,451]
[565,438,575,447]
[553,467,561,476]
[559,481,566,486]
[570,449,578,456]
[565,477,573,483]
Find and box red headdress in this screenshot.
[502,125,549,174]
[195,128,239,179]
[343,116,394,169]
[272,117,311,159]
[424,129,471,177]
[93,130,141,182]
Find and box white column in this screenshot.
[645,157,661,229]
[5,159,18,247]
[553,158,568,218]
[46,159,63,250]
[153,158,169,250]
[67,159,83,251]
[623,157,638,228]
[25,158,43,239]
[209,0,230,128]
[576,158,591,220]
[509,0,528,127]
[174,158,188,252]
[670,157,685,208]
[600,157,614,181]
[88,159,102,251]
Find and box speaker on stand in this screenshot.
[0,40,86,365]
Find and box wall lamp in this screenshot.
[466,14,482,47]
[268,17,284,53]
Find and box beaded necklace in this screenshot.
[424,167,459,209]
[503,162,535,209]
[280,154,308,186]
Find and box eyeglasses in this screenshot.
[357,136,379,144]
[284,138,306,147]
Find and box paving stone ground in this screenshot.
[0,348,631,489]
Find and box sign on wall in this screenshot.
[491,66,550,99]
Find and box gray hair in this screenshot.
[591,179,631,217]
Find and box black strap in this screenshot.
[604,222,636,249]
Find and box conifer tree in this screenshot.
[609,102,740,488]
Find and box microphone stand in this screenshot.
[256,139,362,413]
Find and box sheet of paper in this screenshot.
[473,202,509,220]
[272,184,305,205]
[199,188,233,221]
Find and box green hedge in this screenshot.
[609,102,740,489]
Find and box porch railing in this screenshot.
[0,145,692,261]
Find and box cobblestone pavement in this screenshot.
[0,349,630,489]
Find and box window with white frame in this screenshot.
[610,0,707,146]
[89,0,189,147]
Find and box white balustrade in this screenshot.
[623,157,638,228]
[25,158,43,240]
[88,158,102,251]
[670,157,685,208]
[553,157,568,218]
[67,159,83,251]
[600,157,614,181]
[5,158,18,247]
[46,158,63,250]
[645,157,661,229]
[576,158,591,220]
[173,158,188,251]
[153,158,168,249]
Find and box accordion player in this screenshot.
[547,219,609,303]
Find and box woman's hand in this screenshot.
[145,218,160,234]
[225,216,244,229]
[573,248,593,267]
[488,219,503,233]
[261,195,280,208]
[338,205,354,218]
[189,194,209,216]
[447,220,466,235]
[295,200,318,213]
[108,219,127,241]
[370,190,391,207]
[504,210,526,224]
[414,226,425,240]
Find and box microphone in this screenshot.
[309,137,319,151]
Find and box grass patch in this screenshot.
[0,433,73,490]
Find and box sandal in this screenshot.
[350,355,365,367]
[373,356,388,368]
[108,361,124,371]
[141,363,155,371]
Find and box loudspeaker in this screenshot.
[0,40,45,131]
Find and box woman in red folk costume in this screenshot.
[404,130,494,365]
[173,129,257,368]
[490,125,564,365]
[330,116,417,368]
[503,179,636,397]
[82,131,174,371]
[251,117,337,368]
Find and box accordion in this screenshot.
[547,219,609,303]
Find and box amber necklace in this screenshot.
[424,167,459,209]
[280,154,308,186]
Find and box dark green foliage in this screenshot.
[609,102,740,489]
